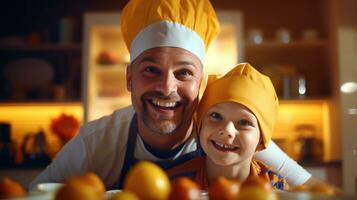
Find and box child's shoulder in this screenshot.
[252,160,289,190]
[165,155,206,180]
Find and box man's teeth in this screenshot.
[214,141,238,150]
[152,100,177,108]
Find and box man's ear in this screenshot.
[126,64,132,92]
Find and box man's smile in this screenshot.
[150,99,181,109]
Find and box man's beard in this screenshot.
[140,108,182,135]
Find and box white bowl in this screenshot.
[103,190,122,200]
[35,183,64,193]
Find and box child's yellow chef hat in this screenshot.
[197,63,279,148]
[121,0,220,64]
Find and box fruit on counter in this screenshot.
[236,187,278,200]
[168,177,201,200]
[55,172,105,200]
[71,172,106,196]
[0,177,26,199]
[55,181,98,200]
[237,176,277,200]
[109,191,139,200]
[240,176,272,191]
[208,176,240,200]
[123,161,171,200]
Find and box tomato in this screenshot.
[208,176,240,200]
[169,177,201,200]
[0,177,26,198]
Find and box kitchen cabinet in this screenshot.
[213,0,335,99]
[0,43,82,102]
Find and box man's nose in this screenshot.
[219,122,237,138]
[157,73,178,96]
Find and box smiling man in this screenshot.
[31,0,318,190]
[128,47,203,150]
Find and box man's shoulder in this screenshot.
[77,105,135,145]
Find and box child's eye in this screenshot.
[209,112,222,120]
[237,119,252,127]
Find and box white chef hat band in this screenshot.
[130,20,206,64]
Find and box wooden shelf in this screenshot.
[279,97,331,104]
[245,39,327,50]
[0,101,82,106]
[0,43,81,52]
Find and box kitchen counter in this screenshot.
[0,167,45,190]
[301,160,342,188]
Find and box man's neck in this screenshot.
[206,157,252,184]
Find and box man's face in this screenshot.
[127,47,203,138]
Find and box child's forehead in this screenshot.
[209,101,254,114]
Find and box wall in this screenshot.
[336,0,357,195]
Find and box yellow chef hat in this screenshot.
[197,63,279,148]
[121,0,220,64]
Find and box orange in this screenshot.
[237,187,278,200]
[123,161,171,200]
[168,177,201,200]
[208,176,240,200]
[75,172,105,196]
[55,181,99,200]
[109,191,139,200]
[0,177,26,198]
[55,172,105,200]
[240,176,272,191]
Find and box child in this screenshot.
[166,63,287,190]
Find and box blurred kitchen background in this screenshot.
[0,0,356,194]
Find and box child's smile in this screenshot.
[211,140,240,152]
[200,102,261,166]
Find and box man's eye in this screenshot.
[175,69,193,80]
[143,66,160,77]
[209,112,222,120]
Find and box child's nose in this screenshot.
[219,130,234,138]
[219,122,236,138]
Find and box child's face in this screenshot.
[199,102,261,166]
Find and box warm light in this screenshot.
[0,103,83,156]
[205,24,238,75]
[298,77,306,95]
[273,100,331,160]
[340,81,357,93]
[348,108,357,115]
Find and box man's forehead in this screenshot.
[132,47,203,68]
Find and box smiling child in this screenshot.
[166,63,288,190]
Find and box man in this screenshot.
[31,0,316,190]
